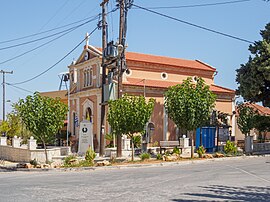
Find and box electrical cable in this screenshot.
[0,16,98,65]
[132,4,253,44]
[0,14,100,45]
[0,15,100,51]
[0,7,118,45]
[38,0,70,32]
[135,0,251,10]
[10,26,99,86]
[6,83,34,94]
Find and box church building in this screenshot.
[66,40,235,152]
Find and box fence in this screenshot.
[0,136,70,163]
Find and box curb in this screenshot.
[0,154,269,172]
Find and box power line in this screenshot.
[0,14,100,45]
[0,16,98,65]
[0,7,118,45]
[6,83,34,94]
[10,26,99,86]
[0,15,100,51]
[132,4,253,44]
[136,0,251,10]
[40,0,70,29]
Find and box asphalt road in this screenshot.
[0,156,270,202]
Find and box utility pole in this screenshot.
[116,0,126,157]
[99,0,109,156]
[0,70,13,122]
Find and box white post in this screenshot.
[0,136,7,146]
[12,136,20,148]
[28,136,37,150]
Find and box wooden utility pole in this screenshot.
[99,0,109,156]
[0,70,13,122]
[116,0,126,157]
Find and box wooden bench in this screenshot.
[160,141,180,154]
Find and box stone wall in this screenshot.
[253,143,270,154]
[0,136,71,163]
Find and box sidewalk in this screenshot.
[1,154,269,172]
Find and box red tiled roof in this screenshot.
[123,77,235,95]
[246,103,270,115]
[125,52,216,72]
[94,47,216,72]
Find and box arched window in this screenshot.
[83,71,87,87]
[85,107,92,123]
[87,70,90,86]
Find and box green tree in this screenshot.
[107,95,155,161]
[236,23,270,107]
[0,121,10,136]
[237,103,257,136]
[253,114,270,142]
[164,77,216,158]
[17,92,68,163]
[0,103,32,142]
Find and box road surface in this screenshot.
[0,156,270,201]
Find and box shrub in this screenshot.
[173,147,180,155]
[197,146,206,158]
[153,141,159,147]
[29,159,38,167]
[85,147,96,165]
[165,150,171,156]
[63,155,77,166]
[132,135,141,148]
[156,153,162,160]
[224,140,237,155]
[105,133,114,148]
[140,153,151,161]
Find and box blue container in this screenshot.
[196,127,216,152]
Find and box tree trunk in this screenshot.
[263,132,267,143]
[42,140,48,164]
[191,130,195,158]
[131,137,134,162]
[117,132,122,157]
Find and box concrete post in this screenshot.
[0,136,7,146]
[180,137,189,148]
[245,136,253,154]
[12,136,21,148]
[28,136,37,150]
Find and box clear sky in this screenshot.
[0,0,269,118]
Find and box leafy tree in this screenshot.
[0,121,10,136]
[17,92,68,163]
[107,95,155,161]
[6,112,21,138]
[253,114,270,142]
[237,103,257,136]
[0,103,32,142]
[164,77,216,158]
[236,23,270,107]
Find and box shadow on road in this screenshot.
[171,185,270,201]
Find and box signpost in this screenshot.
[78,121,93,155]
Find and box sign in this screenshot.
[78,121,93,155]
[219,127,229,142]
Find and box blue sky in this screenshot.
[0,0,269,117]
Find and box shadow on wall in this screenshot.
[171,185,270,201]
